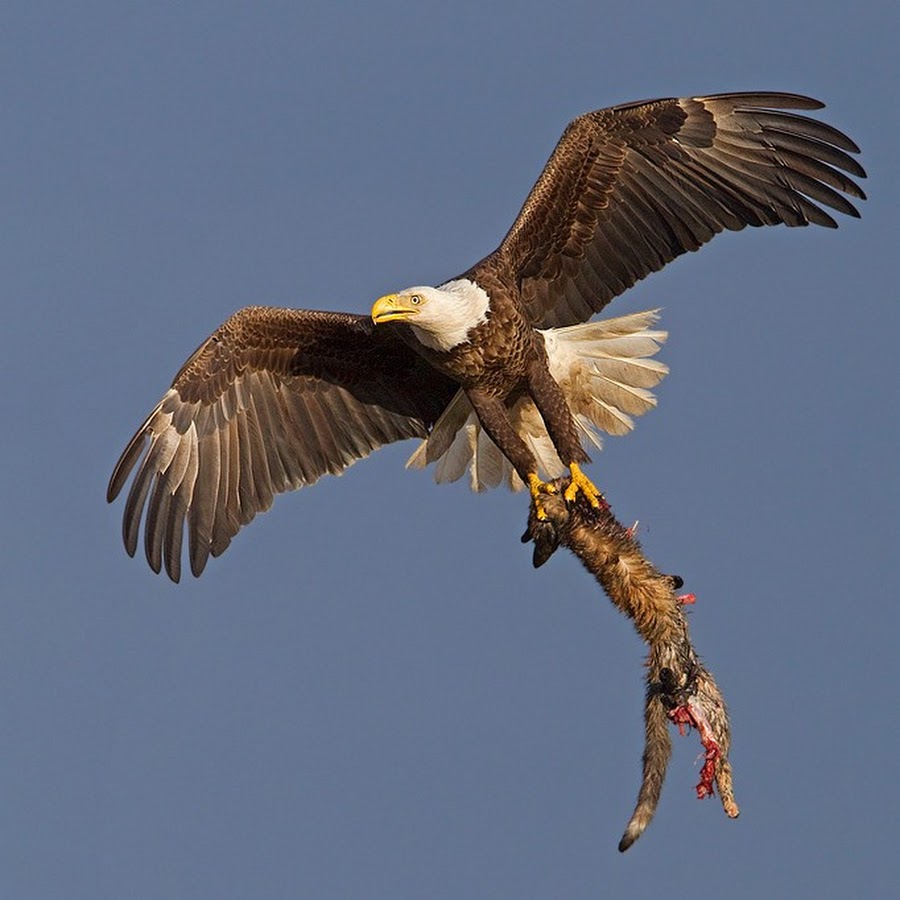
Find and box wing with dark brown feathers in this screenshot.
[480,93,866,329]
[108,306,456,581]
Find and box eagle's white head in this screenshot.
[371,279,490,352]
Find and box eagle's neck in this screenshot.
[409,278,490,352]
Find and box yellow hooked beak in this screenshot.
[371,293,421,324]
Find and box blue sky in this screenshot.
[2,2,897,897]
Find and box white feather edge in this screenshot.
[406,309,668,492]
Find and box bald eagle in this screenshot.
[108,92,865,581]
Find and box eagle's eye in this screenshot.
[410,294,421,305]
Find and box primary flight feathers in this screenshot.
[109,92,865,581]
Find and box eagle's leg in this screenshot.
[524,352,603,511]
[564,462,604,508]
[465,387,556,519]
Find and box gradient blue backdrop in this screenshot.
[3,2,897,897]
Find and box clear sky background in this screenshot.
[3,2,897,897]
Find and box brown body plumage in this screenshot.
[399,278,590,484]
[109,92,865,580]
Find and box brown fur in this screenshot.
[524,485,738,851]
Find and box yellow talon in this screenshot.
[564,463,603,508]
[527,473,555,520]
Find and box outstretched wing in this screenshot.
[479,92,866,329]
[108,306,456,581]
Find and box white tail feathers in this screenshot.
[406,309,668,491]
